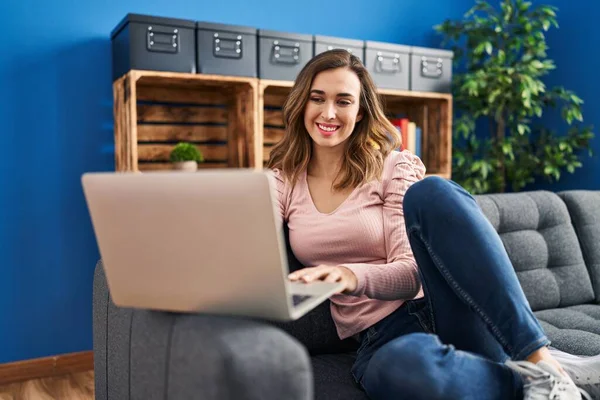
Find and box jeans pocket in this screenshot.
[352,326,379,385]
[365,326,378,343]
[406,297,434,334]
[357,326,378,353]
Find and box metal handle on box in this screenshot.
[420,56,443,78]
[271,41,300,65]
[146,25,179,54]
[213,34,243,59]
[375,52,401,74]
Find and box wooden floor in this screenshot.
[0,371,94,400]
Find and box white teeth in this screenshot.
[318,124,338,132]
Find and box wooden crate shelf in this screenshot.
[256,80,294,169]
[255,81,452,178]
[113,70,257,172]
[379,90,453,178]
[113,71,452,178]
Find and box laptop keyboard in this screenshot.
[292,294,313,307]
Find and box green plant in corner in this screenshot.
[435,0,594,194]
[169,142,204,163]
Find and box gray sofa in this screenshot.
[92,189,600,400]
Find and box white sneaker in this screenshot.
[549,348,600,400]
[506,360,591,400]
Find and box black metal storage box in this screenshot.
[111,13,197,81]
[314,35,365,63]
[196,21,257,77]
[364,40,410,90]
[410,46,454,93]
[258,29,313,81]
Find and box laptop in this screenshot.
[81,168,344,321]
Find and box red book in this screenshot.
[390,118,409,150]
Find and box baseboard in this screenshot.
[0,351,93,385]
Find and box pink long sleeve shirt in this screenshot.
[272,150,427,339]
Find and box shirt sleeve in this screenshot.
[341,151,426,301]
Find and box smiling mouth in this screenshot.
[316,123,340,134]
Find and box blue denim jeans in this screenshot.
[351,176,550,400]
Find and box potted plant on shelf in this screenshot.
[435,0,594,194]
[169,142,204,172]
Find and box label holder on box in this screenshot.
[146,25,180,54]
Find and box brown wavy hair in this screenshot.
[266,49,401,191]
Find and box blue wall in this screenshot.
[0,0,472,363]
[524,0,600,191]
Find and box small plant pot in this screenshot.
[173,161,198,172]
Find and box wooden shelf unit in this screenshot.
[113,70,258,172]
[113,70,452,178]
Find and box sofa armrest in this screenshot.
[93,260,313,400]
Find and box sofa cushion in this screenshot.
[312,353,368,400]
[535,304,600,356]
[559,191,600,303]
[475,191,595,311]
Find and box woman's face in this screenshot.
[303,67,363,150]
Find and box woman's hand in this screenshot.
[288,265,358,294]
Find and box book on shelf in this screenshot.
[390,117,422,159]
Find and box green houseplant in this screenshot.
[169,142,204,172]
[435,0,594,194]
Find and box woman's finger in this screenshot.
[323,270,342,283]
[288,267,317,281]
[300,266,332,282]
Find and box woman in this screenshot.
[266,49,593,400]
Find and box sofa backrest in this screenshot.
[558,191,600,303]
[475,191,595,311]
